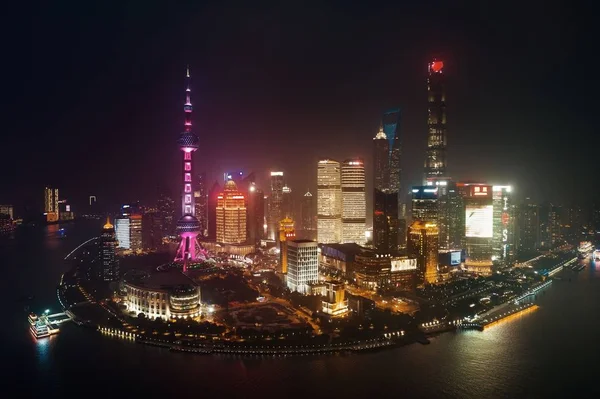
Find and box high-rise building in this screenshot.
[129,213,143,251]
[268,171,285,240]
[286,239,319,294]
[142,211,162,250]
[157,190,175,238]
[372,123,400,252]
[100,217,119,281]
[464,184,494,275]
[44,187,59,223]
[247,182,265,245]
[446,183,464,249]
[278,217,296,274]
[216,179,247,244]
[115,218,130,249]
[301,191,316,237]
[341,159,366,244]
[282,185,293,219]
[492,186,513,261]
[411,186,439,223]
[408,221,439,285]
[549,204,562,246]
[317,159,342,244]
[321,281,349,317]
[517,198,540,256]
[194,172,208,237]
[0,204,14,219]
[207,181,221,239]
[424,59,447,179]
[174,66,204,271]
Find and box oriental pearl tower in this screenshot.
[174,66,205,271]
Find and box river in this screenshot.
[4,220,600,398]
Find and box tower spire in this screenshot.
[184,65,192,132]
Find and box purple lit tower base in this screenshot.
[175,217,208,272]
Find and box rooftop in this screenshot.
[125,268,196,291]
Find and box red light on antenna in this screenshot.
[431,61,444,73]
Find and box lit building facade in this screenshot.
[278,217,296,274]
[321,281,349,317]
[408,221,439,285]
[286,239,319,294]
[268,171,284,240]
[301,191,316,236]
[464,184,494,275]
[44,187,59,222]
[282,185,293,219]
[492,185,513,261]
[194,172,208,237]
[115,218,130,249]
[411,186,438,223]
[174,66,204,270]
[100,217,119,281]
[129,214,143,251]
[216,179,247,244]
[341,159,366,244]
[517,198,540,256]
[247,182,265,245]
[424,59,447,179]
[0,204,14,219]
[317,159,342,244]
[123,269,201,320]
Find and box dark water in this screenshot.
[5,220,600,398]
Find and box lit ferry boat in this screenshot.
[28,311,71,339]
[578,241,594,259]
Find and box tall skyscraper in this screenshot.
[341,159,366,244]
[411,186,439,223]
[216,179,247,244]
[425,59,447,179]
[517,198,540,256]
[301,191,316,235]
[268,171,285,240]
[278,217,296,274]
[247,182,265,245]
[129,213,143,251]
[286,239,319,294]
[282,185,293,219]
[464,184,494,275]
[194,172,208,237]
[100,217,119,281]
[157,189,175,238]
[382,109,401,196]
[492,186,513,261]
[408,221,439,285]
[207,181,221,239]
[317,159,342,244]
[373,124,399,252]
[174,66,203,270]
[44,187,59,222]
[115,218,130,249]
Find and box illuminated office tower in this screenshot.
[216,179,247,244]
[373,124,399,251]
[516,198,540,256]
[157,189,175,238]
[317,159,342,244]
[247,182,265,244]
[424,59,447,179]
[492,186,513,261]
[301,191,316,235]
[445,182,464,249]
[464,184,494,275]
[286,239,319,294]
[129,213,143,251]
[100,217,119,281]
[174,66,203,270]
[282,185,293,219]
[44,187,59,223]
[278,217,296,274]
[341,159,366,244]
[115,218,130,249]
[411,186,438,223]
[194,172,208,236]
[0,204,14,219]
[268,171,285,240]
[207,181,221,239]
[408,221,439,285]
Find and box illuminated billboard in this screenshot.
[465,205,493,238]
[451,250,461,266]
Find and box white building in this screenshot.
[115,218,130,249]
[341,159,366,244]
[317,159,342,244]
[286,239,319,294]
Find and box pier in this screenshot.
[29,311,71,339]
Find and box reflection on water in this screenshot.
[6,224,600,397]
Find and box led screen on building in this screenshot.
[450,250,461,265]
[465,205,493,238]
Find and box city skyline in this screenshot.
[5,3,597,213]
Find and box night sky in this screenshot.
[3,1,597,215]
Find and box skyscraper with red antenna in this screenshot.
[174,66,204,271]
